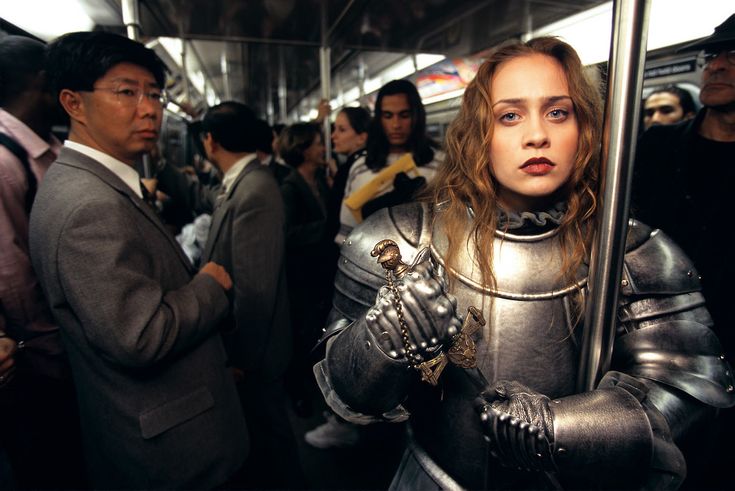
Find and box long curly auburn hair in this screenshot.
[427,37,603,300]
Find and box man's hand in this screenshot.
[200,262,233,291]
[315,99,331,123]
[0,336,18,387]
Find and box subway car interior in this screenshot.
[2,0,734,489]
[2,0,730,156]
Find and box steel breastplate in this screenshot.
[407,212,587,489]
[429,213,587,397]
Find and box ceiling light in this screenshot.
[0,0,94,41]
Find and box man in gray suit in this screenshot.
[29,32,248,488]
[156,102,303,488]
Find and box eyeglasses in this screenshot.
[697,49,735,68]
[89,86,169,107]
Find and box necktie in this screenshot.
[139,180,159,212]
[214,185,227,209]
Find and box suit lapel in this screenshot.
[201,161,260,263]
[57,148,195,273]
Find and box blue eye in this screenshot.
[548,109,569,120]
[499,112,519,122]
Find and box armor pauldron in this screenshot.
[386,202,429,248]
[613,319,735,408]
[550,384,653,477]
[333,205,428,321]
[621,228,702,296]
[618,292,709,326]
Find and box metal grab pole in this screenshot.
[121,0,155,178]
[121,0,141,42]
[577,0,651,392]
[278,47,287,123]
[320,46,331,160]
[320,0,332,166]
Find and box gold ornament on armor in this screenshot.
[371,240,484,386]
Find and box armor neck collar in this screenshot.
[496,202,566,233]
[464,202,566,237]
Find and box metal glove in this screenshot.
[477,380,556,472]
[365,247,462,363]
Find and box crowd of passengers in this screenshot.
[0,12,734,490]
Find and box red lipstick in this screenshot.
[521,157,555,176]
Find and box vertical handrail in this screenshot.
[320,0,332,164]
[121,0,141,41]
[278,47,288,123]
[577,0,652,392]
[122,0,153,176]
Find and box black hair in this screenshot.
[339,106,371,134]
[280,123,320,168]
[200,101,257,153]
[646,85,697,116]
[253,119,274,154]
[0,35,46,105]
[45,31,167,99]
[365,79,436,171]
[188,121,206,159]
[272,123,286,136]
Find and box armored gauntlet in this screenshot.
[477,376,660,484]
[477,381,556,473]
[364,247,462,363]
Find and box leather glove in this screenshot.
[476,380,556,472]
[365,248,462,363]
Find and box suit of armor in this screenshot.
[315,202,735,490]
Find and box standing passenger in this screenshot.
[633,13,735,490]
[279,123,333,416]
[642,85,696,130]
[268,122,292,184]
[156,102,302,489]
[326,106,370,244]
[336,80,443,244]
[0,34,85,490]
[305,106,370,449]
[314,37,734,489]
[29,31,247,489]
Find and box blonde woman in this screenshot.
[314,37,734,489]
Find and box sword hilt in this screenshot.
[371,239,410,278]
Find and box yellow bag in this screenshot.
[343,153,419,223]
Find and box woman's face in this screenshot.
[332,111,367,155]
[303,132,326,166]
[489,54,579,212]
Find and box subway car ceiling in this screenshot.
[0,0,732,125]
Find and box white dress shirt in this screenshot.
[221,153,259,193]
[64,141,143,198]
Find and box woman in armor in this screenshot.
[314,37,734,489]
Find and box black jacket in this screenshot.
[632,109,735,360]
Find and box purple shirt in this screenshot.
[0,108,65,378]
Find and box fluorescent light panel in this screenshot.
[0,0,94,41]
[526,0,734,66]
